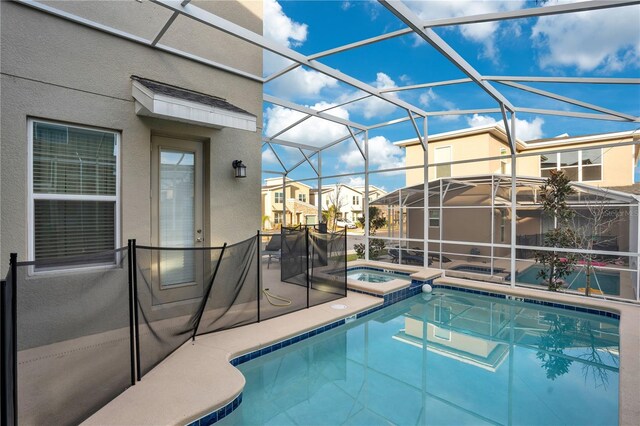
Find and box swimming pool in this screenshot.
[219,289,619,425]
[346,267,411,284]
[517,265,620,295]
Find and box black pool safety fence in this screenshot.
[0,227,347,426]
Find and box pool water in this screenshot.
[517,265,620,295]
[346,269,410,284]
[219,289,619,425]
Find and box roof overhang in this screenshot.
[132,78,257,132]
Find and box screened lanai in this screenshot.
[369,174,640,299]
[17,0,640,302]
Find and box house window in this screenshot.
[274,192,283,203]
[500,210,507,243]
[274,212,282,224]
[298,193,306,203]
[540,149,602,182]
[352,195,360,205]
[429,210,440,227]
[29,119,119,266]
[500,148,509,174]
[434,146,452,178]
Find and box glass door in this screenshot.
[151,136,204,302]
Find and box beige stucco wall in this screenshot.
[405,133,637,188]
[0,1,263,274]
[406,133,510,186]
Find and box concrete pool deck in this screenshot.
[83,270,639,426]
[83,291,383,426]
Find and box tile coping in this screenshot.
[186,276,621,425]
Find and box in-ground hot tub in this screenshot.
[346,267,411,284]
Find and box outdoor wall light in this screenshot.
[232,160,247,178]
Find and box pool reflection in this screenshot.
[221,290,619,426]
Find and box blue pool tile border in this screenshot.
[186,277,617,424]
[432,284,620,320]
[186,393,242,426]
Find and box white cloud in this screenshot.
[264,0,307,47]
[344,72,400,119]
[531,2,640,72]
[466,114,545,141]
[342,176,365,187]
[266,61,340,98]
[408,1,526,60]
[262,148,279,165]
[264,103,351,147]
[339,135,405,171]
[419,88,460,122]
[467,113,499,128]
[263,0,338,98]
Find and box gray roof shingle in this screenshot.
[131,75,255,117]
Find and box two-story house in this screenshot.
[311,184,387,223]
[261,177,318,229]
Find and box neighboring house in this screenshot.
[311,184,387,222]
[262,177,317,229]
[0,1,263,275]
[398,124,640,190]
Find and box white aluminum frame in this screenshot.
[15,0,640,299]
[27,118,121,273]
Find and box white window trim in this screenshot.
[539,148,603,183]
[27,118,121,273]
[428,210,440,228]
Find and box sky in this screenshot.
[260,0,640,191]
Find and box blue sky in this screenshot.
[261,0,640,191]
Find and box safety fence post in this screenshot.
[131,240,141,382]
[127,240,136,386]
[1,253,18,426]
[306,227,310,308]
[256,231,261,323]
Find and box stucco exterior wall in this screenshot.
[406,133,508,186]
[0,1,263,274]
[405,133,637,188]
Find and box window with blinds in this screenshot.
[30,120,119,267]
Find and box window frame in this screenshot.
[298,193,306,203]
[352,195,360,206]
[539,148,603,182]
[274,212,283,224]
[428,210,440,228]
[27,118,121,272]
[434,145,452,179]
[274,191,284,203]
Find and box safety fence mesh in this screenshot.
[12,249,131,426]
[309,228,348,306]
[1,230,346,425]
